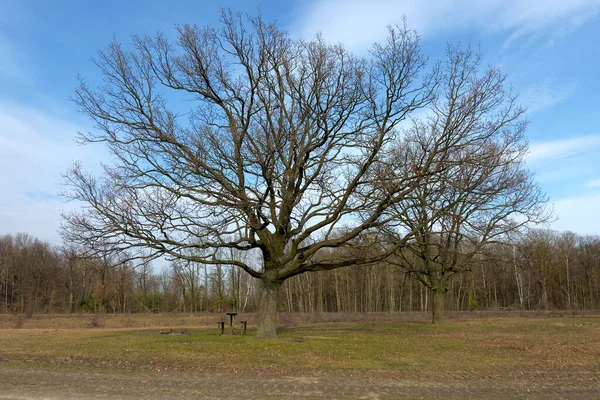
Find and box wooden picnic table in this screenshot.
[226,312,237,334]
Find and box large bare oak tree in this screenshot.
[62,11,437,337]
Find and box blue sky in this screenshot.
[1,0,599,244]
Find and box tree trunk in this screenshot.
[334,270,341,313]
[431,288,444,324]
[565,255,571,309]
[408,277,413,312]
[68,276,74,313]
[256,279,282,339]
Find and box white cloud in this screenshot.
[527,134,600,163]
[551,192,600,235]
[0,101,107,244]
[293,0,600,50]
[526,134,600,186]
[525,135,600,236]
[0,33,31,83]
[586,179,600,188]
[519,81,577,115]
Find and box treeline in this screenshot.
[1,230,599,315]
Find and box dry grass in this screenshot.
[0,315,598,375]
[0,313,220,330]
[1,309,594,330]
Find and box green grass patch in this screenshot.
[1,317,598,374]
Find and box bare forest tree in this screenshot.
[61,11,439,337]
[1,230,599,316]
[386,46,550,323]
[0,234,63,315]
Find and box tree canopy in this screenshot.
[62,11,547,337]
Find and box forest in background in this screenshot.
[1,229,598,316]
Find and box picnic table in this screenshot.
[226,312,237,335]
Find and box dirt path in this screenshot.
[0,365,598,399]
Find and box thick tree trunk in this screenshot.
[256,279,282,339]
[431,288,444,324]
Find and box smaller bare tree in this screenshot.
[386,45,550,323]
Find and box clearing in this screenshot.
[0,314,598,399]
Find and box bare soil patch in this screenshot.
[0,365,598,399]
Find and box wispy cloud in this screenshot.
[526,134,600,207]
[527,134,600,163]
[586,179,600,188]
[503,1,600,47]
[293,0,600,50]
[519,81,577,115]
[551,192,600,235]
[0,101,107,244]
[0,33,31,83]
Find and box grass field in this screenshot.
[1,315,599,373]
[0,314,599,399]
